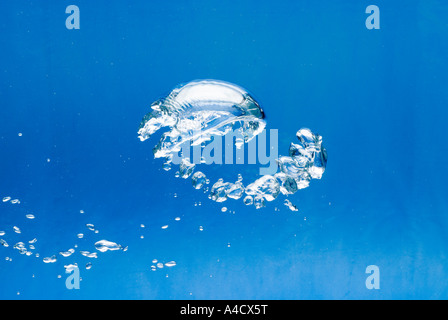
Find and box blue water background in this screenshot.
[0,0,447,299]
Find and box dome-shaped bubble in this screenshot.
[138,80,327,210]
[138,80,266,159]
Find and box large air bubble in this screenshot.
[138,79,266,159]
[138,80,327,210]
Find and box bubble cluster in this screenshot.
[138,80,327,211]
[0,196,128,284]
[150,259,177,271]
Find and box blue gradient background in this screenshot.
[0,0,447,299]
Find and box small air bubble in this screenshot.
[165,261,176,267]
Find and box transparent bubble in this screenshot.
[138,80,327,210]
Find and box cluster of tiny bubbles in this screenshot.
[1,188,187,292]
[0,198,131,289]
[3,196,20,204]
[136,216,185,244]
[150,259,177,272]
[86,223,99,234]
[177,127,323,211]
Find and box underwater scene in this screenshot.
[1,0,448,300]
